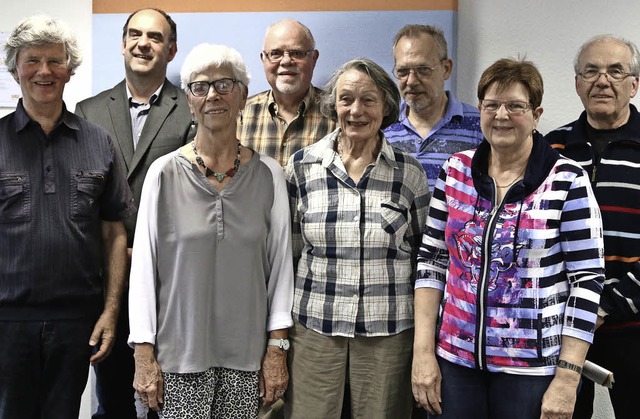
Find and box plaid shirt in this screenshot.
[285,130,430,337]
[238,86,335,167]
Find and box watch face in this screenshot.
[281,339,290,350]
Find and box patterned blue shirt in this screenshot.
[383,92,483,192]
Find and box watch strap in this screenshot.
[556,359,583,375]
[267,338,290,350]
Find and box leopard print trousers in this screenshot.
[159,366,260,419]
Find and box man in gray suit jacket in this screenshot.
[75,8,192,419]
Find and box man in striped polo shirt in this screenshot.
[384,24,483,192]
[545,34,640,419]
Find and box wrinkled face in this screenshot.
[479,82,542,152]
[14,43,71,111]
[121,9,176,79]
[575,39,639,128]
[261,21,318,96]
[336,69,387,144]
[186,65,248,133]
[393,33,452,113]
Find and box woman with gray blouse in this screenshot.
[127,43,294,418]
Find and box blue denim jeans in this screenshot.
[0,319,94,419]
[432,356,554,419]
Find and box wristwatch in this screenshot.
[557,359,583,375]
[267,338,290,351]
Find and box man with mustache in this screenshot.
[238,19,334,167]
[384,24,483,192]
[545,35,640,419]
[75,8,193,419]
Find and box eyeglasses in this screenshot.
[577,68,636,83]
[187,78,239,97]
[480,100,533,116]
[392,65,438,80]
[262,49,314,63]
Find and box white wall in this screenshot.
[1,1,623,418]
[0,0,92,117]
[458,0,640,135]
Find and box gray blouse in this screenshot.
[128,149,294,373]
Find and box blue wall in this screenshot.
[92,10,457,96]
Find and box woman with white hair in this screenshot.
[128,43,294,418]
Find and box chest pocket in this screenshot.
[380,200,409,236]
[70,170,106,220]
[0,173,30,223]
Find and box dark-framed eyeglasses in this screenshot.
[577,68,636,83]
[262,49,314,63]
[187,78,239,97]
[480,100,533,116]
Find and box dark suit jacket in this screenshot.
[76,79,193,246]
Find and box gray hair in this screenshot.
[4,15,82,75]
[320,58,400,130]
[392,24,448,61]
[179,43,251,91]
[574,34,640,76]
[264,19,316,50]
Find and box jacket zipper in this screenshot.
[475,199,502,370]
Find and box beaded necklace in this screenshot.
[191,140,241,182]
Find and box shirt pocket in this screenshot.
[380,200,409,236]
[0,173,30,223]
[70,170,106,220]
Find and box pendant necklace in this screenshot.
[192,140,241,182]
[495,167,526,188]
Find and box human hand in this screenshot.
[133,343,164,412]
[259,346,288,407]
[412,351,442,415]
[539,372,579,419]
[88,311,118,364]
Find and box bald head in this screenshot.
[263,19,315,50]
[261,18,319,99]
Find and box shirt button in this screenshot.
[353,215,359,221]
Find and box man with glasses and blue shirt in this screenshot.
[545,35,640,419]
[384,24,483,192]
[238,19,334,167]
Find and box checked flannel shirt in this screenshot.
[285,129,430,337]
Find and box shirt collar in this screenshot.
[567,104,640,145]
[14,98,79,134]
[400,91,465,126]
[301,128,399,170]
[126,82,163,108]
[267,85,315,117]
